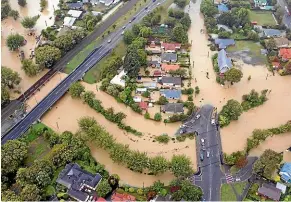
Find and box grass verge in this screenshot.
[233,181,247,195]
[220,184,237,201]
[249,10,276,26]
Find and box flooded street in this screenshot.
[1,0,59,94]
[187,0,291,154]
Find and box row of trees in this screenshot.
[241,89,268,111]
[1,0,19,20]
[78,116,194,177]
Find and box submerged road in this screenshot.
[1,0,165,144]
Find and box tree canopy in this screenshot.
[174,0,187,8]
[170,155,193,177]
[69,82,85,98]
[6,33,25,51]
[1,66,21,89]
[20,184,41,201]
[21,59,40,77]
[224,68,243,84]
[21,16,38,29]
[96,180,112,197]
[35,45,61,68]
[173,23,188,43]
[18,0,27,7]
[123,46,141,78]
[149,156,169,175]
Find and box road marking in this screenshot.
[225,173,234,183]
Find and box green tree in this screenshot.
[123,30,135,44]
[1,66,21,89]
[170,155,193,177]
[1,1,11,20]
[9,10,19,20]
[224,68,243,84]
[6,33,25,51]
[123,46,141,78]
[20,184,41,201]
[173,24,188,43]
[96,181,112,197]
[220,99,243,121]
[247,31,259,41]
[144,111,150,119]
[149,156,169,175]
[200,0,218,17]
[53,34,74,53]
[169,68,187,77]
[180,180,203,201]
[126,151,148,172]
[180,14,191,30]
[194,86,200,97]
[174,0,187,8]
[82,91,96,106]
[156,96,168,105]
[1,190,22,201]
[109,143,130,164]
[154,113,162,121]
[137,49,147,66]
[69,82,85,98]
[78,116,97,133]
[18,0,27,6]
[265,38,276,50]
[139,26,152,37]
[21,59,40,77]
[40,0,47,11]
[35,45,61,68]
[131,37,147,49]
[132,23,142,35]
[1,84,10,105]
[21,16,38,29]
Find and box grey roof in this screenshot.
[67,2,83,9]
[162,103,184,113]
[218,49,232,73]
[161,77,182,85]
[258,183,281,201]
[263,29,282,37]
[160,89,182,99]
[57,163,102,201]
[214,38,235,49]
[161,53,177,62]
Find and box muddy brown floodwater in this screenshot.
[1,0,59,96]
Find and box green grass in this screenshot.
[233,181,247,195]
[22,122,52,143]
[84,41,126,83]
[221,184,237,201]
[25,136,51,165]
[160,0,175,23]
[249,10,276,26]
[65,0,149,76]
[230,165,240,174]
[227,40,268,64]
[45,185,56,197]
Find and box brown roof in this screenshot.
[111,193,136,201]
[161,64,180,71]
[258,183,281,201]
[274,38,289,47]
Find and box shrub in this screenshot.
[144,112,150,119]
[181,88,194,95]
[141,91,151,98]
[129,187,135,193]
[156,96,168,105]
[176,135,186,142]
[155,134,170,144]
[130,103,142,114]
[154,113,162,121]
[187,95,193,101]
[167,114,188,123]
[137,188,143,195]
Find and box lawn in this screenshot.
[230,165,240,174]
[64,0,149,75]
[160,0,175,23]
[22,122,52,143]
[233,181,247,195]
[84,41,126,83]
[221,184,237,201]
[249,10,277,26]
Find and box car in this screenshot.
[129,20,132,23]
[146,10,150,13]
[145,6,148,10]
[107,39,112,43]
[206,151,210,158]
[235,177,241,182]
[202,145,206,151]
[132,16,136,20]
[200,153,204,161]
[153,0,156,2]
[211,119,215,125]
[121,31,125,35]
[122,26,126,29]
[157,2,161,5]
[196,114,201,119]
[201,138,205,145]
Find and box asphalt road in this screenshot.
[1,0,165,144]
[277,0,291,28]
[1,0,144,122]
[187,105,224,201]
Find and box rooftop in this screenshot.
[161,53,177,62]
[110,70,126,87]
[263,29,282,37]
[218,49,232,73]
[160,89,182,99]
[162,103,184,113]
[161,77,182,85]
[214,38,235,49]
[279,48,291,60]
[274,37,289,47]
[161,42,181,51]
[111,192,136,201]
[276,182,287,194]
[279,162,291,182]
[217,4,229,12]
[139,101,148,110]
[258,183,281,201]
[68,10,83,18]
[161,64,180,72]
[67,2,83,9]
[63,17,76,27]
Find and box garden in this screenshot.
[249,10,277,26]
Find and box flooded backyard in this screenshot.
[1,0,59,94]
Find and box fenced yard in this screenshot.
[249,10,277,26]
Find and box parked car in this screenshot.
[202,145,206,151]
[121,31,125,35]
[157,2,161,5]
[201,138,205,145]
[211,119,215,125]
[107,39,112,43]
[207,151,210,158]
[145,6,148,10]
[132,16,136,21]
[200,153,204,161]
[196,114,201,119]
[122,26,126,29]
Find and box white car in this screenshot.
[201,138,205,145]
[196,114,201,119]
[211,119,215,125]
[157,2,161,5]
[206,151,210,158]
[121,31,125,35]
[107,39,112,43]
[235,177,241,182]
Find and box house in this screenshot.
[214,38,235,49]
[148,60,161,68]
[218,49,232,74]
[56,163,102,201]
[160,89,182,99]
[145,42,162,54]
[136,88,147,94]
[139,101,148,110]
[254,0,267,7]
[68,10,83,18]
[161,53,177,63]
[274,37,289,48]
[100,0,114,6]
[67,2,84,10]
[217,4,229,13]
[263,29,283,38]
[143,81,157,89]
[272,61,281,69]
[110,70,126,87]
[279,48,291,61]
[153,70,162,77]
[161,64,180,72]
[161,42,181,52]
[279,162,291,183]
[111,192,136,202]
[133,96,142,103]
[217,24,233,33]
[258,183,281,201]
[92,11,103,16]
[161,77,182,87]
[161,103,184,114]
[276,182,287,194]
[63,17,76,27]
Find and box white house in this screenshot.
[63,17,76,27]
[68,10,83,18]
[110,70,126,87]
[133,96,142,103]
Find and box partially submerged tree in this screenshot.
[35,45,61,68]
[21,16,38,29]
[21,59,40,77]
[224,68,243,84]
[18,0,27,7]
[6,33,25,51]
[69,82,85,98]
[1,66,21,89]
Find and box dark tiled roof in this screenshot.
[161,77,181,85]
[67,2,83,9]
[258,183,281,201]
[161,53,177,62]
[162,103,184,113]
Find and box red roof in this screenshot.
[153,70,162,76]
[139,101,148,110]
[111,193,136,202]
[272,62,280,67]
[162,42,181,51]
[161,64,180,71]
[279,48,291,60]
[97,198,106,201]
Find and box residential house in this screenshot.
[263,29,284,38]
[161,77,182,87]
[68,10,83,18]
[161,103,184,114]
[161,53,178,63]
[139,101,148,110]
[67,2,84,10]
[143,81,157,89]
[214,38,235,49]
[63,17,77,27]
[161,64,180,72]
[100,0,115,6]
[160,89,182,99]
[161,42,181,53]
[272,61,281,69]
[136,88,147,94]
[276,182,287,194]
[133,96,142,103]
[279,162,291,183]
[92,11,103,16]
[153,70,162,77]
[274,37,290,48]
[258,183,281,201]
[111,192,136,201]
[217,4,229,13]
[110,70,126,87]
[218,49,232,74]
[145,42,162,54]
[217,24,233,33]
[279,48,291,61]
[56,163,102,201]
[254,0,267,7]
[148,55,161,68]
